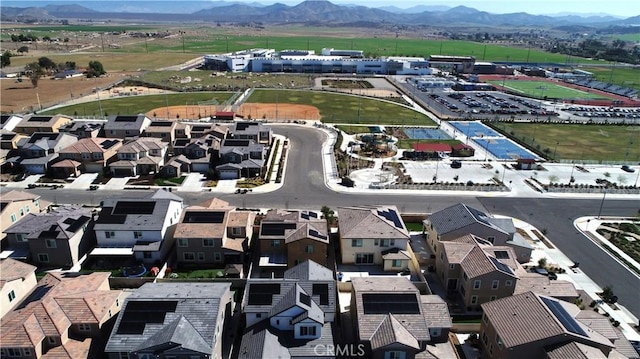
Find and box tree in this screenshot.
[1,51,11,68]
[17,46,29,54]
[87,60,106,78]
[548,175,559,184]
[538,257,547,268]
[321,205,336,225]
[38,56,56,71]
[25,62,44,88]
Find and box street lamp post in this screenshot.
[597,187,607,219]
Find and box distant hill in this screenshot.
[377,5,450,14]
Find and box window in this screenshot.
[449,264,455,270]
[463,272,468,281]
[7,348,20,357]
[10,214,17,223]
[38,253,49,263]
[47,336,57,345]
[34,199,39,207]
[440,251,444,260]
[355,253,374,264]
[197,252,205,261]
[8,290,16,302]
[203,239,214,247]
[19,208,24,216]
[26,205,30,213]
[105,231,115,238]
[380,239,394,247]
[487,236,495,244]
[271,240,281,247]
[305,245,314,253]
[46,239,57,248]
[256,313,262,318]
[213,252,222,261]
[491,280,499,290]
[133,231,143,239]
[473,280,481,289]
[78,323,92,332]
[300,326,317,336]
[392,259,402,267]
[16,234,27,242]
[471,295,478,305]
[489,344,493,355]
[482,332,488,345]
[116,298,119,307]
[459,285,465,296]
[386,351,406,359]
[231,227,242,236]
[505,280,513,287]
[351,239,362,247]
[483,313,488,324]
[22,348,32,356]
[178,238,188,247]
[490,295,497,301]
[496,334,504,349]
[183,252,195,261]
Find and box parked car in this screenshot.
[451,160,462,169]
[533,267,549,276]
[621,165,635,173]
[548,272,558,280]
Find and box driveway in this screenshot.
[103,177,130,190]
[3,174,43,189]
[177,173,205,192]
[67,173,98,190]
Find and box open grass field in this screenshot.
[335,125,376,134]
[492,122,640,162]
[43,92,233,117]
[7,53,199,72]
[489,80,612,100]
[247,89,434,125]
[138,71,315,91]
[580,66,640,91]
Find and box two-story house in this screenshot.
[109,137,167,176]
[239,260,336,358]
[230,121,272,145]
[3,206,92,269]
[103,114,151,139]
[337,205,411,270]
[15,132,77,174]
[215,139,267,179]
[182,134,221,173]
[58,121,103,138]
[174,198,255,269]
[143,120,178,143]
[175,122,191,139]
[189,123,228,140]
[0,259,37,319]
[351,277,453,359]
[0,272,127,359]
[0,190,45,242]
[57,137,122,175]
[258,209,329,272]
[13,114,72,135]
[105,282,232,359]
[0,132,26,169]
[93,190,183,264]
[423,203,532,263]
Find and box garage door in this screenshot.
[113,168,134,177]
[218,170,238,180]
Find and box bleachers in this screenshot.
[564,78,637,98]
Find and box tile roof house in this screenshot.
[0,190,44,242]
[104,282,232,359]
[0,272,127,359]
[215,139,266,179]
[230,121,272,145]
[161,154,191,178]
[103,114,152,139]
[258,209,329,271]
[93,190,183,264]
[13,114,72,135]
[423,203,532,263]
[110,137,168,176]
[350,277,453,359]
[239,260,336,358]
[337,205,411,270]
[3,206,92,269]
[57,137,123,174]
[0,114,24,132]
[479,291,633,359]
[182,134,221,173]
[16,132,77,174]
[143,120,178,143]
[0,131,26,150]
[0,259,37,319]
[58,121,103,138]
[189,123,228,140]
[174,198,255,269]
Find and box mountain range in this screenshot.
[2,0,638,27]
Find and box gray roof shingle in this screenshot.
[427,203,507,236]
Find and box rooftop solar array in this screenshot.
[1,134,15,140]
[494,250,510,259]
[308,229,327,241]
[113,201,156,215]
[28,133,57,143]
[299,292,311,306]
[223,139,251,147]
[377,208,404,229]
[116,300,178,335]
[300,211,318,220]
[183,211,226,224]
[28,116,53,122]
[541,297,588,337]
[468,206,492,226]
[247,283,280,305]
[150,121,173,127]
[101,139,120,150]
[235,122,255,131]
[66,216,90,233]
[261,222,297,236]
[362,293,420,314]
[0,115,9,124]
[489,256,514,275]
[114,116,139,122]
[312,284,329,305]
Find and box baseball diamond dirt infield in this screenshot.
[145,103,321,121]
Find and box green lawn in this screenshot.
[247,89,434,126]
[43,92,233,117]
[172,268,225,279]
[491,122,640,162]
[488,80,612,100]
[580,66,640,92]
[138,71,315,91]
[335,125,375,134]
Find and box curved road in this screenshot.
[14,125,640,318]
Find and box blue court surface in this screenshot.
[449,121,501,138]
[403,127,452,140]
[473,138,539,160]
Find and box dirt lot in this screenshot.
[146,103,321,121]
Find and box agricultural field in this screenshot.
[488,80,612,100]
[247,89,434,125]
[492,122,640,162]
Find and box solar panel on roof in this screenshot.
[1,115,9,124]
[494,251,509,259]
[312,284,329,305]
[28,116,53,122]
[299,292,311,306]
[183,211,226,223]
[235,122,254,131]
[151,121,173,127]
[223,139,250,147]
[102,139,120,149]
[377,209,404,229]
[114,116,139,122]
[301,213,309,220]
[113,201,156,215]
[541,297,588,336]
[489,257,514,275]
[362,293,420,314]
[308,212,318,218]
[248,283,280,305]
[309,229,327,241]
[261,222,297,236]
[116,300,178,335]
[66,216,89,233]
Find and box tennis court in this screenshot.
[473,138,540,160]
[449,121,501,138]
[403,127,452,140]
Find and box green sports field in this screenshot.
[488,80,613,100]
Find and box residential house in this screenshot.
[479,291,637,359]
[0,259,37,319]
[183,134,220,173]
[58,121,103,138]
[350,277,453,359]
[258,209,329,271]
[110,137,167,176]
[57,137,122,175]
[239,260,336,358]
[337,205,411,269]
[215,139,266,179]
[513,274,579,303]
[105,282,232,359]
[13,114,72,135]
[161,155,191,178]
[0,114,23,132]
[0,272,127,359]
[174,198,255,269]
[93,190,183,264]
[143,120,178,143]
[103,114,151,139]
[423,203,532,263]
[16,132,77,174]
[3,206,92,268]
[0,132,26,169]
[0,131,26,151]
[230,121,272,145]
[0,190,45,242]
[190,123,228,140]
[175,122,191,139]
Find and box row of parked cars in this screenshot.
[565,106,640,120]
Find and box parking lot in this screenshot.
[402,160,500,184]
[563,105,640,123]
